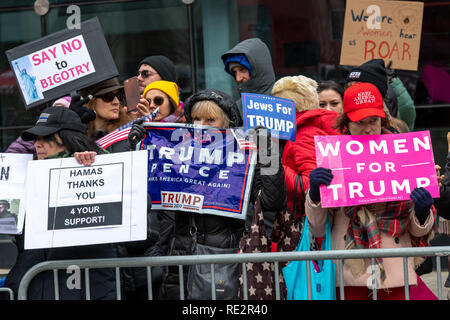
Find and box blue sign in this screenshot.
[241,93,296,141]
[138,123,257,220]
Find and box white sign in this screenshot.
[25,151,148,249]
[0,153,32,234]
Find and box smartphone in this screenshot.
[124,76,140,112]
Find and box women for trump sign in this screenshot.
[314,131,439,208]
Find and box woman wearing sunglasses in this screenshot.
[142,80,185,123]
[77,77,132,140]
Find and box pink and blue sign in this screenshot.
[314,131,440,208]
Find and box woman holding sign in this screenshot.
[272,75,340,220]
[157,89,287,300]
[305,82,436,300]
[5,106,117,300]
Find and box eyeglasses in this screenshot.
[137,70,158,79]
[97,91,124,103]
[146,96,166,106]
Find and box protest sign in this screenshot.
[139,123,257,220]
[6,17,118,109]
[314,131,439,208]
[241,93,296,141]
[0,153,32,234]
[24,151,147,249]
[340,0,424,71]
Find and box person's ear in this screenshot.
[54,132,64,145]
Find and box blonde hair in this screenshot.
[85,97,131,138]
[191,100,230,128]
[272,75,319,112]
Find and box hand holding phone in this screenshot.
[124,76,140,112]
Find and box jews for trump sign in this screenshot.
[241,93,296,141]
[139,123,257,220]
[340,0,424,70]
[6,17,118,109]
[24,151,147,249]
[314,131,439,208]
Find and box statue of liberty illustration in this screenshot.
[15,61,40,102]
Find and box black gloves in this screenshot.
[308,167,333,203]
[69,94,96,124]
[410,187,433,225]
[128,118,146,150]
[386,60,397,83]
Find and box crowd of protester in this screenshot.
[1,37,449,301]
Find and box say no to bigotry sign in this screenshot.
[6,17,118,109]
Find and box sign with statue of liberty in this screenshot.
[6,17,118,109]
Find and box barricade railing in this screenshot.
[17,246,450,301]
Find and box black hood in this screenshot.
[184,89,243,127]
[221,38,275,96]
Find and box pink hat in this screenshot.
[52,96,72,108]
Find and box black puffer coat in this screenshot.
[158,89,287,300]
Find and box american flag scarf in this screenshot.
[96,108,158,149]
[343,200,436,283]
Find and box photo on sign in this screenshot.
[0,199,19,233]
[11,56,44,104]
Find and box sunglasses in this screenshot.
[146,96,166,106]
[97,91,124,103]
[137,70,158,79]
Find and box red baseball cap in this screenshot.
[343,82,385,122]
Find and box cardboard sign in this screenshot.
[24,151,147,249]
[241,93,296,141]
[139,123,257,220]
[6,17,118,109]
[340,0,424,71]
[0,153,33,234]
[314,131,439,208]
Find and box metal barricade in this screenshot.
[17,246,450,300]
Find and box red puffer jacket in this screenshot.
[282,109,340,219]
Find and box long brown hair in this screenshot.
[85,97,131,138]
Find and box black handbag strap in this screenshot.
[291,174,305,219]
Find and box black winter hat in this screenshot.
[22,107,87,141]
[138,55,177,83]
[184,89,243,127]
[346,59,388,97]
